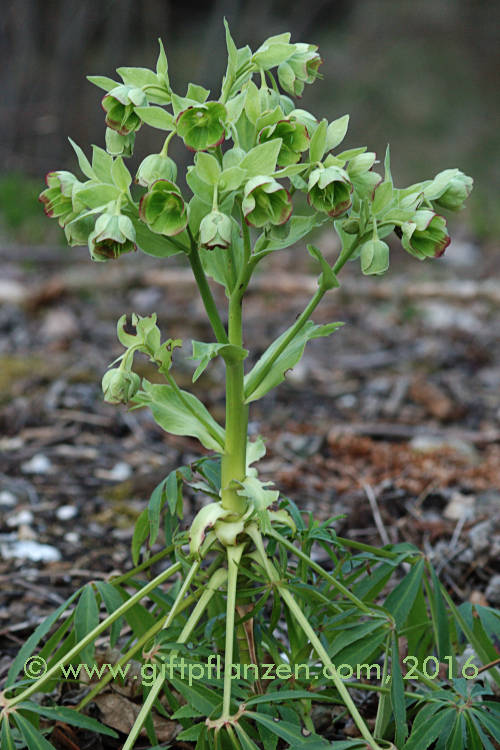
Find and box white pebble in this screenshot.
[21,454,53,475]
[0,491,17,507]
[108,462,132,481]
[56,505,78,521]
[0,540,61,562]
[6,510,34,528]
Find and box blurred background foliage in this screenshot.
[0,0,498,245]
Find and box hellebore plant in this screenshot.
[3,22,500,750]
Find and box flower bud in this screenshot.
[88,212,136,262]
[102,367,141,404]
[258,118,309,167]
[360,239,389,275]
[139,179,188,236]
[176,102,226,152]
[199,210,232,250]
[277,44,322,97]
[242,176,292,228]
[400,210,450,259]
[308,166,352,217]
[135,153,177,187]
[341,218,360,234]
[433,171,473,212]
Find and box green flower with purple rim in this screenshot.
[139,179,188,236]
[399,210,450,259]
[176,101,227,152]
[88,212,136,262]
[307,165,352,217]
[135,153,178,187]
[242,176,292,228]
[101,85,145,135]
[258,119,309,167]
[199,210,232,250]
[39,171,79,225]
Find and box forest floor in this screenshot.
[1,233,499,745]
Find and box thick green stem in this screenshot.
[187,239,228,344]
[221,290,248,514]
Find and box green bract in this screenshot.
[424,168,473,211]
[258,118,309,166]
[176,101,226,151]
[307,165,352,217]
[139,179,188,236]
[277,43,322,96]
[242,175,292,227]
[88,212,136,261]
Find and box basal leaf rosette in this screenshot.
[399,210,450,259]
[423,169,473,212]
[278,44,322,97]
[39,171,79,225]
[307,165,352,217]
[88,212,136,262]
[258,119,309,167]
[139,179,188,236]
[199,210,232,250]
[242,176,292,228]
[176,101,227,151]
[135,153,178,187]
[102,85,146,135]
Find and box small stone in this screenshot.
[105,462,132,481]
[409,435,477,461]
[0,491,17,508]
[6,509,34,527]
[56,505,78,521]
[443,492,475,521]
[64,532,80,544]
[21,454,53,475]
[485,575,500,605]
[40,307,79,341]
[468,520,494,554]
[0,540,61,562]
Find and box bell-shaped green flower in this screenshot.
[242,176,292,228]
[64,213,96,247]
[258,119,309,167]
[105,127,136,157]
[102,367,141,404]
[361,239,390,275]
[425,169,473,212]
[88,212,136,262]
[400,210,450,259]
[139,179,188,236]
[176,101,227,151]
[135,153,178,187]
[307,166,352,217]
[199,210,232,250]
[278,44,322,97]
[39,171,79,225]
[101,85,145,135]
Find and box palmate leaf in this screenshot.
[74,584,99,665]
[402,705,455,750]
[245,710,331,748]
[384,558,425,630]
[1,720,16,750]
[244,320,343,403]
[13,714,55,750]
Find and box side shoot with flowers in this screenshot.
[4,22,499,750]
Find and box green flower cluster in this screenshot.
[39,24,472,280]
